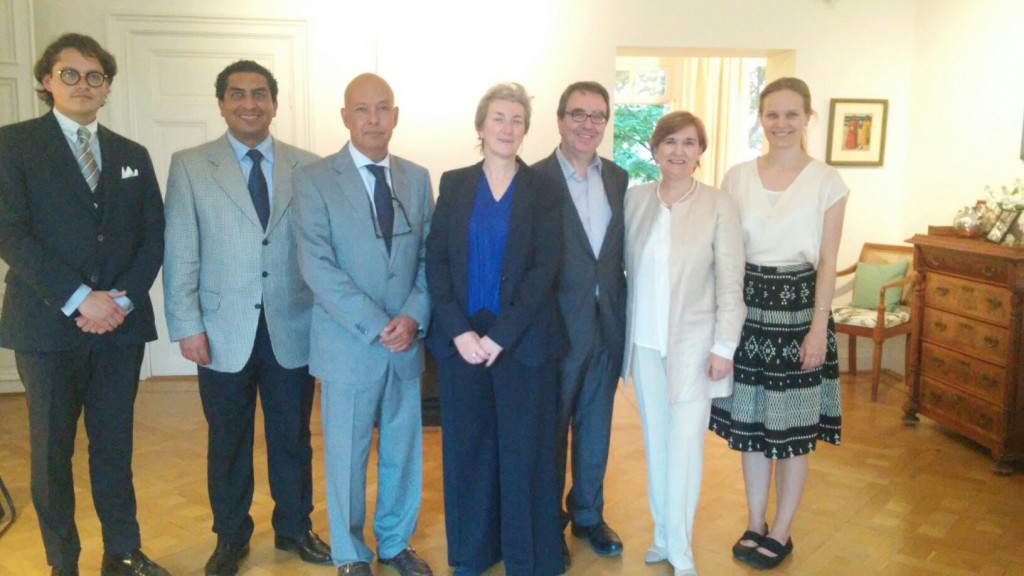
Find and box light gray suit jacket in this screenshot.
[292,143,432,383]
[163,134,320,373]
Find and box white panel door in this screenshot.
[0,0,35,394]
[105,15,310,376]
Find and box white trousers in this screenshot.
[633,345,712,572]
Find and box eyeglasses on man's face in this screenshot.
[56,68,109,88]
[567,110,608,125]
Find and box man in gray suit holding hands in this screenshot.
[163,60,331,576]
[532,81,629,564]
[293,73,433,576]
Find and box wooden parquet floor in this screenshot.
[0,372,1022,576]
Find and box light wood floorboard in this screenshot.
[0,372,1021,575]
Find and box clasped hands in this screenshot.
[75,290,128,334]
[454,331,503,367]
[379,315,418,352]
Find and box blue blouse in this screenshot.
[467,172,517,316]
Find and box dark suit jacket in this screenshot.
[532,151,628,368]
[426,159,564,367]
[0,112,163,351]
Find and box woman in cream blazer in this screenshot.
[622,111,746,576]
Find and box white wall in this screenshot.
[27,0,1024,376]
[906,0,1024,234]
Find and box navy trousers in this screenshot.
[438,346,563,576]
[197,313,315,544]
[17,342,146,570]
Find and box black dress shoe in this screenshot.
[275,530,332,565]
[732,524,769,560]
[571,521,623,557]
[100,549,170,576]
[51,568,78,576]
[338,561,373,576]
[746,536,793,570]
[205,540,249,576]
[379,546,433,576]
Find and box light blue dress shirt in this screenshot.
[226,132,275,204]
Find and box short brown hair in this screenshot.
[649,111,708,155]
[34,33,117,107]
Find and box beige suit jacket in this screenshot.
[623,180,746,403]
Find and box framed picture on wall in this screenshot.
[826,99,888,167]
[986,208,1021,244]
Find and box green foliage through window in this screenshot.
[613,104,667,186]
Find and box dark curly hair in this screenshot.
[34,33,117,107]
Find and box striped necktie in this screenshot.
[76,127,100,192]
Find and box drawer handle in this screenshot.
[984,336,1000,349]
[980,374,999,389]
[956,360,970,371]
[986,297,1003,310]
[927,256,940,268]
[960,285,975,294]
[934,321,948,332]
[936,287,950,296]
[981,266,996,277]
[978,414,993,429]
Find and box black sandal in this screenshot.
[747,536,793,570]
[731,524,768,560]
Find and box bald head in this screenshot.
[341,73,399,162]
[344,73,393,106]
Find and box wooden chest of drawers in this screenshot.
[906,235,1024,474]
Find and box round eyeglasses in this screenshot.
[56,68,109,88]
[568,110,608,125]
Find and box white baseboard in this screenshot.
[0,380,24,394]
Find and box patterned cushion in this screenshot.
[832,305,911,328]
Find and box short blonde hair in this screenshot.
[474,82,532,134]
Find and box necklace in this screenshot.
[657,177,698,207]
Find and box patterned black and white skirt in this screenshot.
[709,262,841,459]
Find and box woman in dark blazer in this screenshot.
[426,82,565,576]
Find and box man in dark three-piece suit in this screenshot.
[0,33,168,576]
[162,60,330,576]
[532,81,629,565]
[293,73,434,576]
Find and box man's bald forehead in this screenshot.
[344,73,394,105]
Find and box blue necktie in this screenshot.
[246,149,270,231]
[367,164,394,254]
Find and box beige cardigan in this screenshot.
[622,180,747,403]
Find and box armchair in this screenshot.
[831,243,916,401]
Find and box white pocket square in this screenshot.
[121,166,139,179]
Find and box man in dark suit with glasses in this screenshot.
[532,81,629,565]
[293,73,434,576]
[0,33,167,576]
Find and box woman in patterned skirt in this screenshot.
[708,77,849,570]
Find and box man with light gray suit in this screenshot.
[293,73,433,576]
[163,60,331,576]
